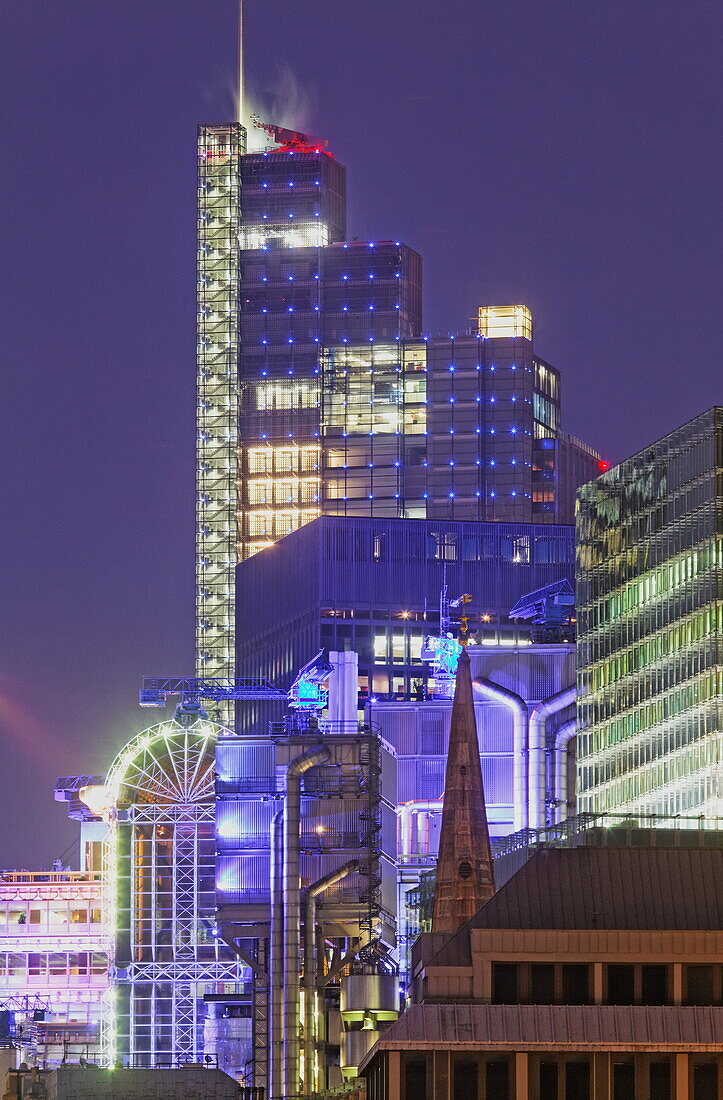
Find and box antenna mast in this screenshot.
[237,0,244,125]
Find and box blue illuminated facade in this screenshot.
[321,334,600,526]
[236,142,600,560]
[237,142,422,558]
[236,515,576,706]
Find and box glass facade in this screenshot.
[236,515,576,708]
[236,144,422,558]
[576,408,723,817]
[319,333,597,526]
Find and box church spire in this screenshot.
[432,648,495,933]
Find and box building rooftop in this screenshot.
[361,1004,723,1060]
[418,846,723,969]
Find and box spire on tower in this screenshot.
[237,0,244,126]
[431,648,495,933]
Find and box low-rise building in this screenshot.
[2,1064,244,1100]
[361,846,723,1099]
[0,870,108,1067]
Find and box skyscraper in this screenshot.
[321,312,601,526]
[576,407,723,818]
[196,124,422,692]
[196,122,601,700]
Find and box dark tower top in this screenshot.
[431,648,495,933]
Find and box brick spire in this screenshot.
[431,647,495,933]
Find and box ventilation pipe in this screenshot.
[398,800,442,856]
[269,811,284,1100]
[283,745,331,1100]
[327,650,359,729]
[417,810,431,855]
[303,860,359,1097]
[473,678,528,832]
[553,719,577,824]
[528,686,576,830]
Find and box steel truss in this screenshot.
[105,720,246,1069]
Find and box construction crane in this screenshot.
[139,654,335,719]
[287,649,334,710]
[509,579,575,641]
[139,677,285,716]
[251,116,329,153]
[420,571,471,697]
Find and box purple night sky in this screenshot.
[1,1,719,866]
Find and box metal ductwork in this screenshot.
[303,860,359,1097]
[339,970,399,1079]
[552,718,577,824]
[283,745,331,1100]
[528,686,576,830]
[473,677,528,831]
[397,800,442,856]
[327,650,359,728]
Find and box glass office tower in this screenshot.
[237,141,422,558]
[576,408,723,818]
[321,313,600,526]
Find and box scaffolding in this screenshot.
[196,124,245,721]
[103,718,246,1070]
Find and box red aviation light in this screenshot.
[598,460,610,471]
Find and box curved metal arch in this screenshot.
[106,718,227,808]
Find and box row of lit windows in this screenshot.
[245,509,320,538]
[533,356,559,399]
[0,952,107,976]
[581,722,720,790]
[584,643,718,723]
[581,667,723,750]
[580,584,720,668]
[241,224,330,250]
[587,605,721,694]
[245,479,320,506]
[581,740,720,808]
[581,701,716,761]
[252,382,319,409]
[583,538,723,630]
[0,906,102,926]
[245,446,320,475]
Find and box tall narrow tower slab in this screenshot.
[431,648,495,933]
[196,124,244,721]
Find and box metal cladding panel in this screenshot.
[216,853,270,902]
[300,854,361,903]
[380,743,397,805]
[377,709,414,754]
[216,800,273,847]
[236,517,574,641]
[216,740,275,781]
[380,804,397,858]
[482,758,513,805]
[380,857,397,919]
[477,702,514,752]
[397,759,417,803]
[301,805,364,843]
[415,759,445,801]
[417,709,445,755]
[470,646,576,702]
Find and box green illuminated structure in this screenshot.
[576,407,723,818]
